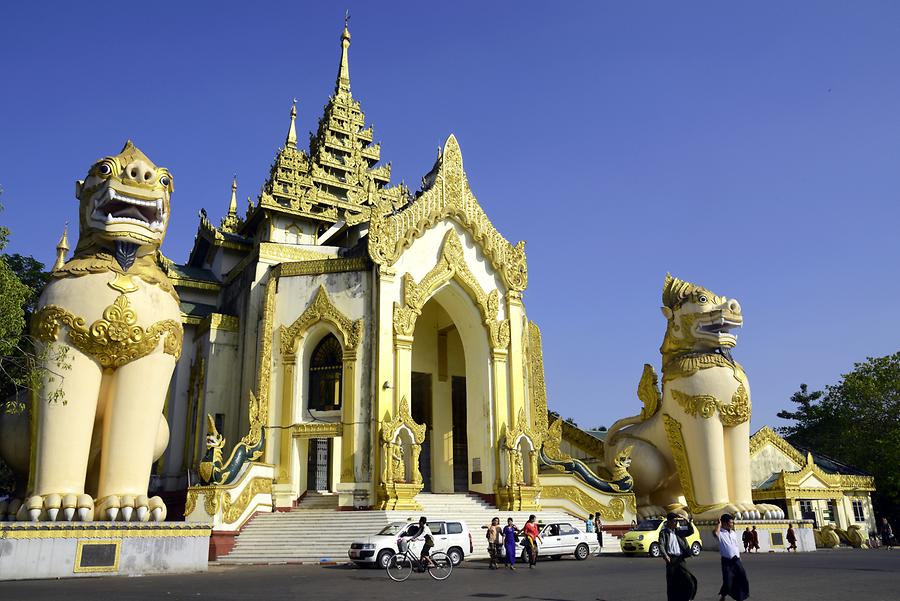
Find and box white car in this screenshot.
[508,522,593,562]
[348,520,473,568]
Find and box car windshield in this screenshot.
[634,519,663,531]
[377,522,409,536]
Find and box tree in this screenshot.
[778,353,900,526]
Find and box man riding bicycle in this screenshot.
[400,516,435,567]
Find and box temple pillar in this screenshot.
[506,291,526,420]
[340,351,357,482]
[491,348,509,488]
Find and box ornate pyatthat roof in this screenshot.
[251,21,408,226]
[367,134,529,292]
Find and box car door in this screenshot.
[428,521,448,553]
[541,524,562,554]
[556,523,581,555]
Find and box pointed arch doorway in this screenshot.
[410,282,490,495]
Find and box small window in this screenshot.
[446,523,463,535]
[559,524,578,535]
[427,522,445,535]
[308,334,342,411]
[852,500,865,522]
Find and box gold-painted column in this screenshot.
[278,355,296,483]
[374,266,398,501]
[340,351,357,482]
[506,291,526,419]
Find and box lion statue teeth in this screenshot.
[2,141,182,522]
[602,274,784,522]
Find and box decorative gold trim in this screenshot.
[671,384,750,426]
[33,294,183,368]
[278,257,368,277]
[540,485,631,521]
[73,539,121,573]
[221,477,273,524]
[280,285,363,356]
[0,525,211,540]
[392,230,509,349]
[528,321,549,446]
[367,135,528,291]
[749,426,805,465]
[291,422,343,438]
[256,270,278,444]
[662,413,726,515]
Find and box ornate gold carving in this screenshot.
[637,364,662,420]
[380,397,426,484]
[542,419,571,463]
[0,524,211,539]
[255,271,278,439]
[34,294,183,368]
[392,230,510,349]
[503,407,541,488]
[367,135,528,291]
[749,426,806,465]
[528,321,549,445]
[278,257,368,277]
[280,285,363,356]
[670,385,749,426]
[662,413,726,515]
[259,243,334,263]
[53,253,179,302]
[540,485,630,521]
[184,490,197,516]
[221,477,273,524]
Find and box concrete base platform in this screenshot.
[697,519,816,553]
[0,522,211,580]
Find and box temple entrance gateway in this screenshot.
[451,376,468,493]
[306,438,331,492]
[411,372,433,492]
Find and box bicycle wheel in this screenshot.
[427,552,453,581]
[386,553,412,582]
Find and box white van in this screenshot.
[348,520,473,568]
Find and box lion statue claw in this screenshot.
[2,142,181,522]
[603,275,784,521]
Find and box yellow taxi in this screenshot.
[619,517,703,557]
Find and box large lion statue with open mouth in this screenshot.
[7,141,182,522]
[602,274,784,521]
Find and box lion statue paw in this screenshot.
[637,505,668,520]
[96,494,166,522]
[16,493,94,522]
[755,503,785,520]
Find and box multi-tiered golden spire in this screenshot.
[220,176,242,233]
[286,99,298,148]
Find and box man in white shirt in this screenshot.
[714,514,750,601]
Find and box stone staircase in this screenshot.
[218,492,593,564]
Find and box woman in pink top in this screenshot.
[522,514,543,567]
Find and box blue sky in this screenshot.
[2,2,898,430]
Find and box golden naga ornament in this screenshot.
[33,295,182,369]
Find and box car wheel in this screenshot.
[447,547,464,566]
[521,548,529,563]
[575,543,589,560]
[649,543,661,558]
[691,541,702,556]
[376,549,394,569]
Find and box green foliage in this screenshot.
[778,352,900,525]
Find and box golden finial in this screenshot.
[286,98,298,147]
[53,222,69,271]
[336,13,351,95]
[228,175,238,216]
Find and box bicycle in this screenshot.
[386,538,453,582]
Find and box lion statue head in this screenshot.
[73,141,173,270]
[659,274,743,358]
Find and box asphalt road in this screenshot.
[1,548,898,601]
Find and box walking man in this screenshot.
[593,513,604,555]
[714,514,750,601]
[659,512,698,601]
[749,526,760,553]
[880,517,894,550]
[786,524,797,552]
[586,513,595,536]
